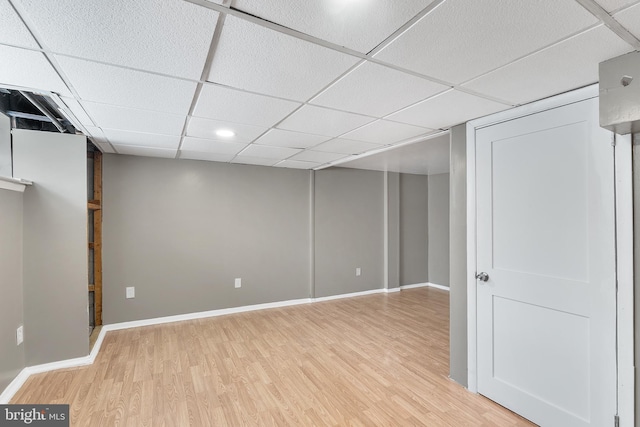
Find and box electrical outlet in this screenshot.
[356,267,361,276]
[126,287,135,299]
[16,325,23,346]
[235,278,242,288]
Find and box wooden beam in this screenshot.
[93,152,103,326]
[88,200,101,210]
[88,284,95,292]
[88,242,95,249]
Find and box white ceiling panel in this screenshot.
[60,96,94,127]
[0,0,38,48]
[239,144,302,160]
[463,26,634,106]
[614,3,640,38]
[56,56,197,115]
[278,105,375,137]
[94,142,115,154]
[276,160,320,169]
[231,156,280,167]
[103,129,180,149]
[0,45,70,95]
[387,90,509,129]
[310,61,449,117]
[207,15,359,101]
[341,119,432,144]
[13,0,218,79]
[193,84,301,127]
[253,128,330,149]
[82,101,186,135]
[114,144,177,158]
[313,139,380,155]
[338,133,450,175]
[181,137,247,155]
[187,116,267,142]
[374,0,598,84]
[595,0,640,12]
[290,150,349,164]
[233,0,436,53]
[180,151,235,162]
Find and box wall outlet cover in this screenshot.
[234,278,242,288]
[16,325,23,345]
[356,267,361,276]
[126,287,135,299]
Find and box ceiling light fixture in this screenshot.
[215,129,235,138]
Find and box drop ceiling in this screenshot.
[0,0,638,172]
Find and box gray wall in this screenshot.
[386,172,400,289]
[449,124,467,386]
[13,130,89,366]
[103,155,312,323]
[399,173,429,286]
[314,168,384,297]
[428,173,450,286]
[0,189,24,391]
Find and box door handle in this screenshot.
[476,272,489,282]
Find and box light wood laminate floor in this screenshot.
[12,288,534,426]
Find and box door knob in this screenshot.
[476,272,489,282]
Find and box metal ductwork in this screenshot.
[599,51,640,135]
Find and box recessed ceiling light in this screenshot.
[215,129,235,138]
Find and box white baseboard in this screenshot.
[384,287,401,293]
[0,368,30,404]
[400,282,450,291]
[0,286,418,402]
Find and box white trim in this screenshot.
[465,84,634,420]
[0,369,30,404]
[0,176,32,192]
[400,282,450,291]
[615,133,635,427]
[384,287,401,293]
[312,289,383,302]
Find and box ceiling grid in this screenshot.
[0,0,638,172]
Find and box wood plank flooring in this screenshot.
[11,288,534,426]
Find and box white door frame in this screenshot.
[465,84,634,426]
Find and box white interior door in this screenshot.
[476,97,616,427]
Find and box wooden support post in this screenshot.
[93,152,103,326]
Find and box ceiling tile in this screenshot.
[278,105,375,137]
[56,56,197,115]
[233,0,436,53]
[463,26,634,106]
[187,116,267,142]
[374,0,598,84]
[231,156,279,167]
[181,137,247,155]
[82,101,186,135]
[313,139,380,155]
[95,142,115,154]
[239,144,302,160]
[13,0,218,79]
[0,45,70,95]
[103,129,180,149]
[339,133,450,175]
[311,62,448,117]
[0,0,38,48]
[84,125,111,149]
[595,0,639,12]
[387,90,508,129]
[253,129,329,149]
[179,151,235,162]
[289,150,349,163]
[275,160,320,169]
[615,3,640,38]
[193,84,301,127]
[207,15,359,101]
[60,96,94,127]
[341,119,432,144]
[114,144,177,158]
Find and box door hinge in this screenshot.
[614,414,620,427]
